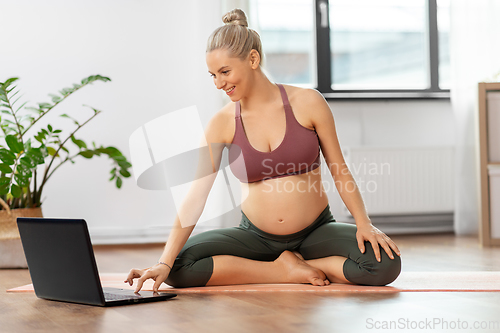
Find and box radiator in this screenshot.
[342,146,455,216]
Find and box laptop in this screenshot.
[17,217,177,306]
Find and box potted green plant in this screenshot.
[0,75,132,268]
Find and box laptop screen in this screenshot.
[17,218,105,306]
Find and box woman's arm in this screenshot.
[126,107,231,292]
[298,89,401,262]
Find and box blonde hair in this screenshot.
[206,9,263,66]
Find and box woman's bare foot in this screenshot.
[275,251,330,286]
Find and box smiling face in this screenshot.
[206,48,260,102]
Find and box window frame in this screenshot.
[315,0,450,100]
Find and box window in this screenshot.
[249,0,450,99]
[249,0,316,86]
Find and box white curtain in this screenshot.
[450,0,500,235]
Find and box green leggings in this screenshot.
[166,204,401,288]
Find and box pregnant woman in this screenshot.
[127,8,401,291]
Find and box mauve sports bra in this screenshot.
[228,83,321,183]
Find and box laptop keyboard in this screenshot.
[104,292,142,301]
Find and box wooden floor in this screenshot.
[3,233,500,333]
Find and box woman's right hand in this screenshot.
[125,264,171,293]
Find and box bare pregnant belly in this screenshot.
[240,170,329,235]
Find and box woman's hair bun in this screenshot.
[222,8,248,27]
[207,8,262,65]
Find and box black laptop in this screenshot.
[17,217,177,306]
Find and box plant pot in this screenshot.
[0,200,43,268]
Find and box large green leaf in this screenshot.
[11,184,22,198]
[5,135,23,154]
[118,161,132,169]
[105,146,121,156]
[112,156,126,162]
[116,177,122,188]
[0,185,9,196]
[79,150,93,159]
[0,163,13,173]
[26,147,45,164]
[20,156,36,168]
[46,146,58,157]
[0,176,10,185]
[16,163,32,177]
[119,169,131,178]
[0,148,16,164]
[71,135,87,149]
[96,147,111,155]
[14,174,30,187]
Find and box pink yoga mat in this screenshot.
[6,271,500,293]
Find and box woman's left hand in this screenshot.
[356,222,401,262]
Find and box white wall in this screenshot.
[1,0,455,243]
